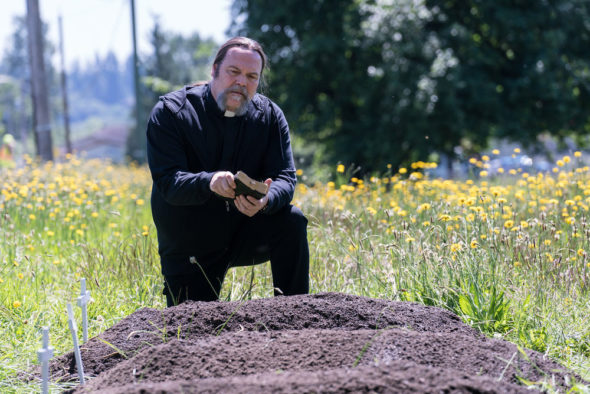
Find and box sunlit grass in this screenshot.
[0,151,589,391]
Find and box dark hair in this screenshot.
[212,37,268,80]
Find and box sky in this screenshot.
[0,0,232,70]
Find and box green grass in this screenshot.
[0,155,589,392]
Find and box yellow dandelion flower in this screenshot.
[563,156,571,163]
[417,203,431,212]
[450,243,462,253]
[296,169,303,176]
[91,212,99,218]
[544,240,551,246]
[492,149,500,155]
[18,273,24,279]
[503,220,514,229]
[53,260,60,265]
[498,167,504,174]
[13,301,21,308]
[565,217,575,225]
[513,261,521,267]
[46,230,55,236]
[399,168,407,174]
[422,221,431,227]
[513,148,521,153]
[480,234,487,240]
[577,248,585,257]
[556,160,564,167]
[336,164,345,173]
[406,237,415,243]
[136,199,145,206]
[574,151,581,158]
[520,221,528,228]
[142,231,149,236]
[479,170,488,177]
[470,240,478,249]
[29,214,36,220]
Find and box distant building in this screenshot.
[72,124,128,163]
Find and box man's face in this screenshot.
[210,47,262,115]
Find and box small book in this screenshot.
[233,171,268,199]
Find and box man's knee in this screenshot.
[276,205,308,235]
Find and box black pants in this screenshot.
[163,205,309,306]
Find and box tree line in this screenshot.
[228,0,590,172]
[2,1,589,173]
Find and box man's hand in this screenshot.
[234,178,272,217]
[210,171,236,199]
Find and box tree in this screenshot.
[230,0,590,172]
[0,15,58,158]
[425,0,590,145]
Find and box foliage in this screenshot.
[0,15,59,154]
[230,0,590,172]
[1,149,589,390]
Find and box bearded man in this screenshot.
[146,37,309,306]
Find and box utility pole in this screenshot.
[58,15,72,154]
[126,0,145,163]
[26,0,54,161]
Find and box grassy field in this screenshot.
[1,152,589,392]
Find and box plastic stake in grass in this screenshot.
[37,326,53,394]
[67,303,85,385]
[77,278,91,343]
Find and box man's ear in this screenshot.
[211,64,217,79]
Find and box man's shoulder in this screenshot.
[251,93,284,118]
[160,84,208,114]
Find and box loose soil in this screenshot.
[43,293,585,393]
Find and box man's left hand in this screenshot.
[234,178,272,217]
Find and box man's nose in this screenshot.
[234,73,247,86]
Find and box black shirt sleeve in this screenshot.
[146,101,215,206]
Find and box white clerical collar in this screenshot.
[224,110,236,117]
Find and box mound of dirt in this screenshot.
[45,293,584,393]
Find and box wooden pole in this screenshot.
[26,0,53,161]
[58,15,72,155]
[129,0,144,162]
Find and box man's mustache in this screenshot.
[226,86,248,97]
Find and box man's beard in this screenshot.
[216,85,250,116]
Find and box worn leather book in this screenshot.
[233,171,268,199]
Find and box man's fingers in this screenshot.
[210,171,236,198]
[227,174,236,189]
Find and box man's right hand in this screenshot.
[210,171,236,199]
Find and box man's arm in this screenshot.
[146,101,215,206]
[259,103,297,214]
